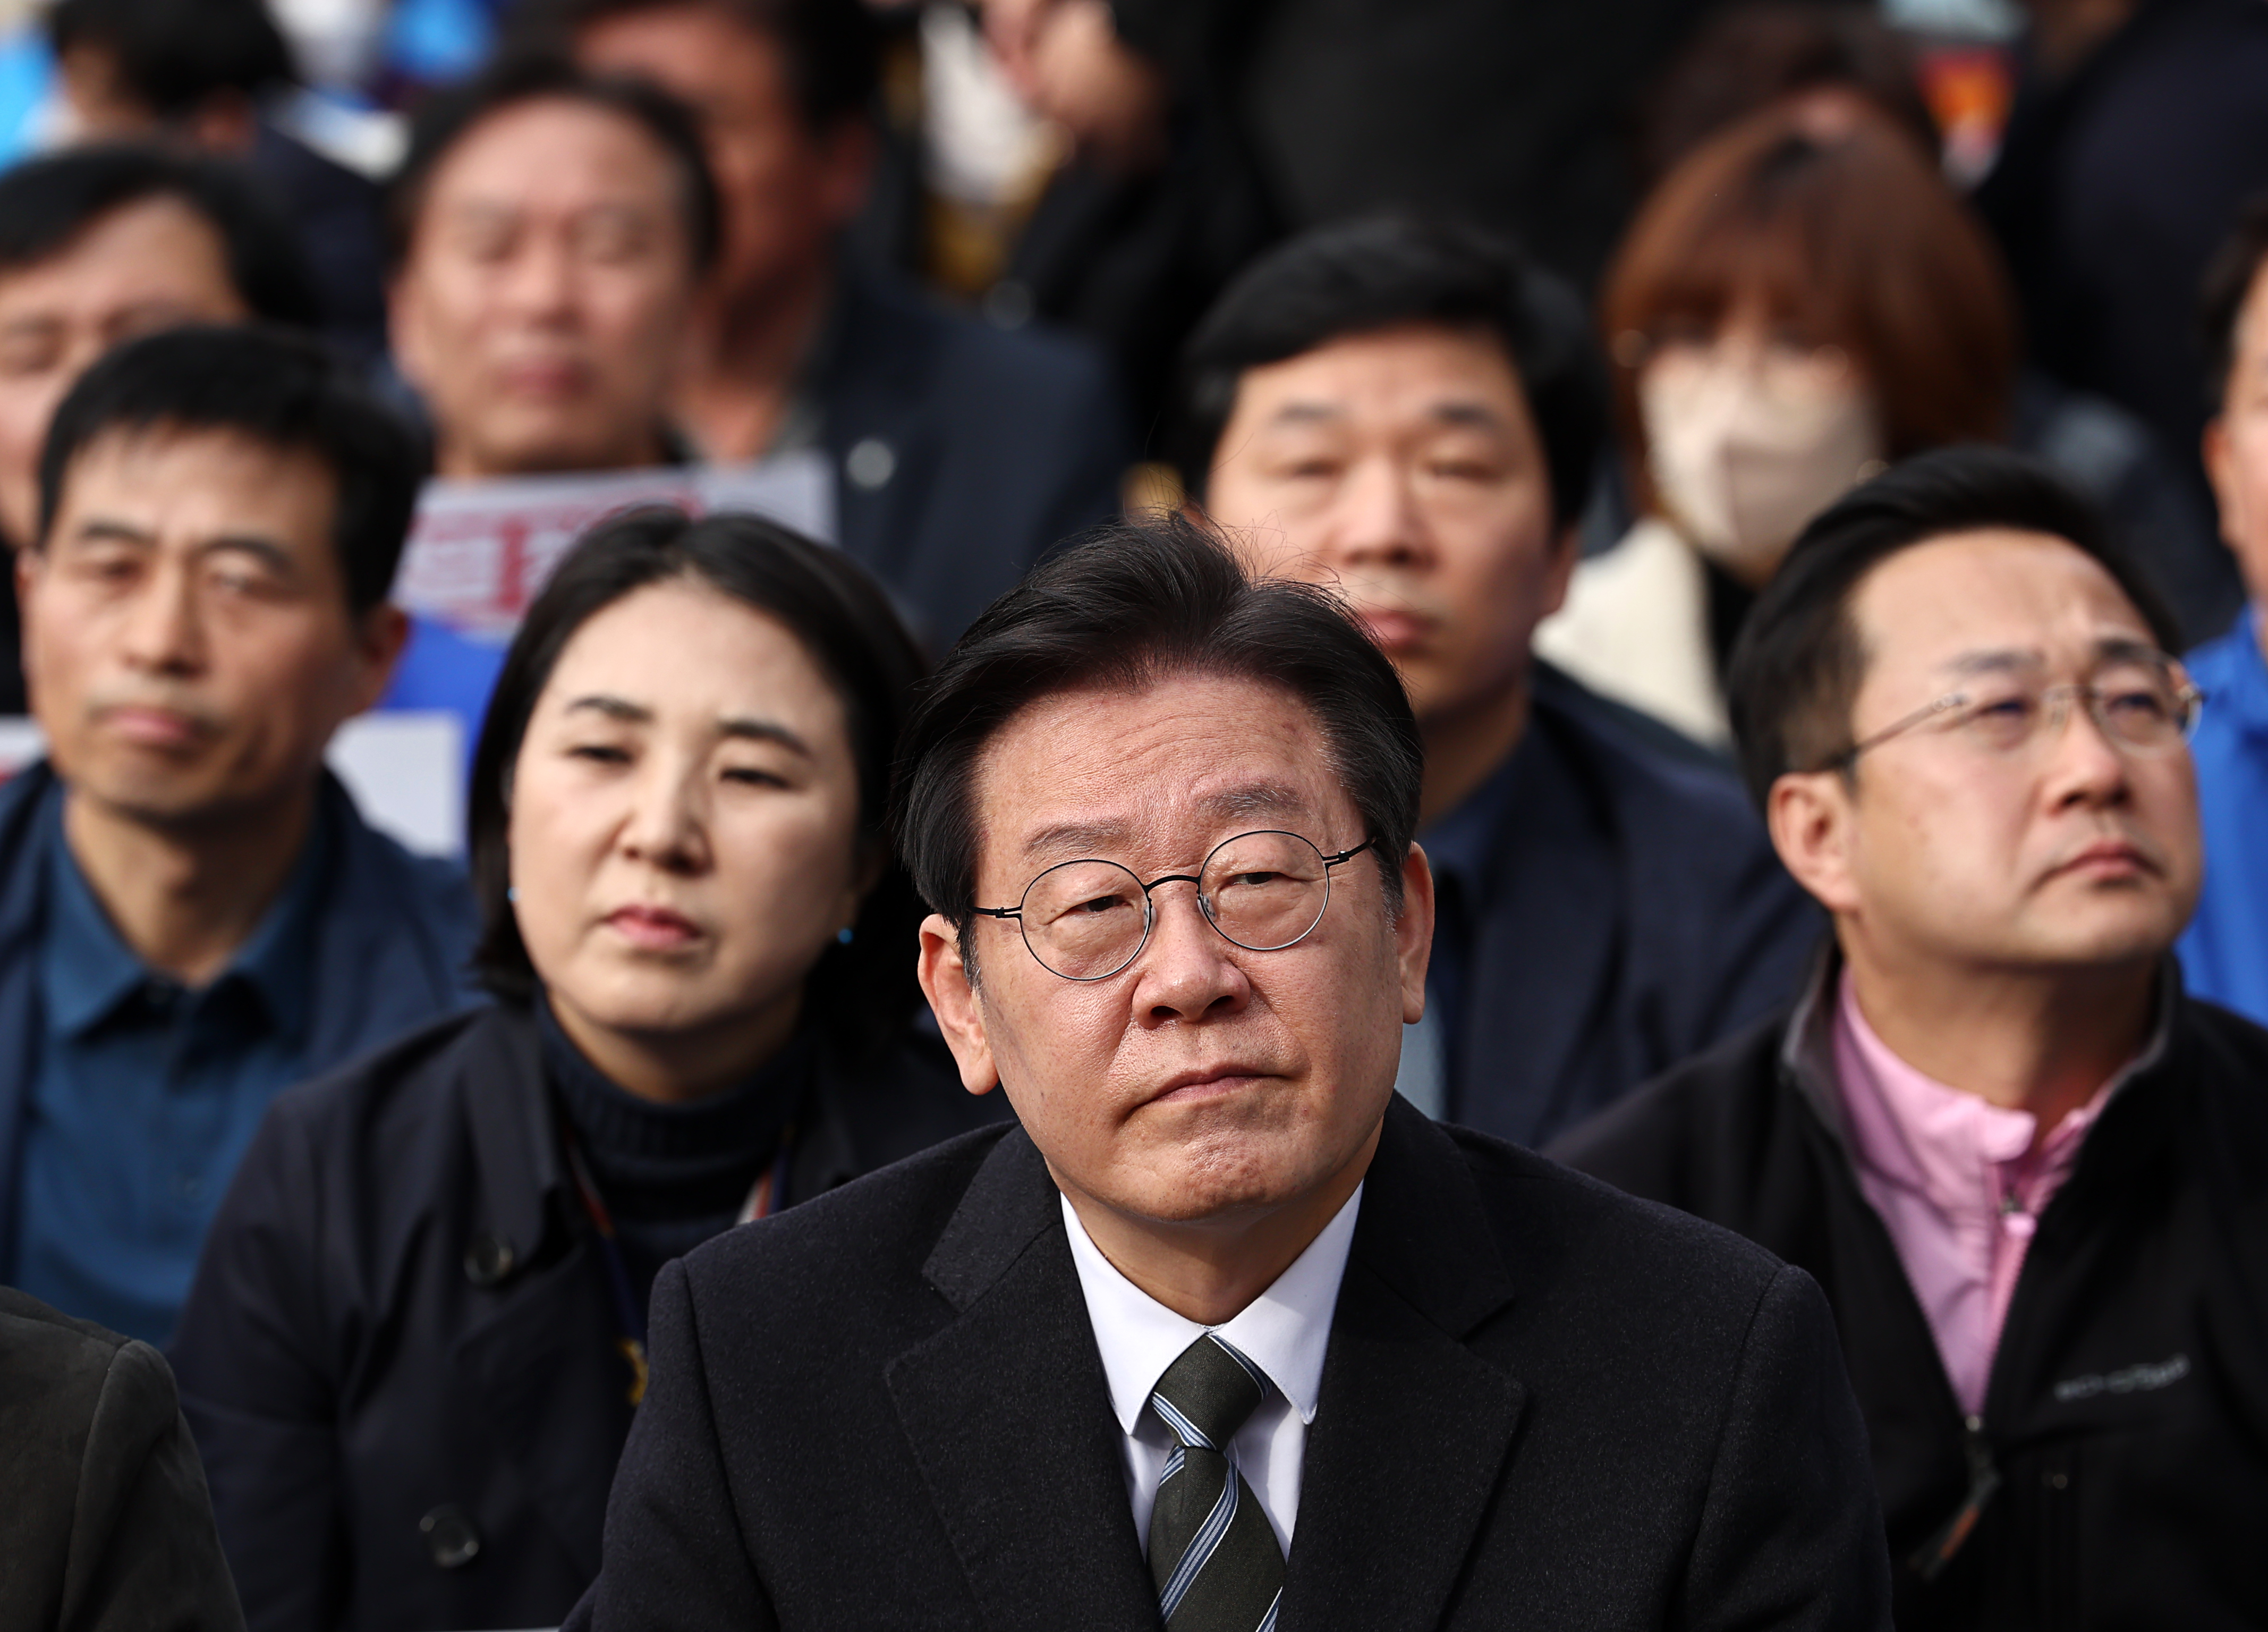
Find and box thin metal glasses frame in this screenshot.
[1815,664,2204,775]
[973,831,1380,982]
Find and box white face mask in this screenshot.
[1640,343,1887,585]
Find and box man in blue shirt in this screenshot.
[2186,201,2268,1027]
[1,326,477,1343]
[1179,217,1821,1146]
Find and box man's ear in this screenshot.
[1538,519,1582,623]
[347,603,412,715]
[1766,771,1861,917]
[917,911,1000,1096]
[1394,842,1436,1025]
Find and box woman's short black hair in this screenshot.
[1169,214,1607,532]
[388,51,723,275]
[1726,445,2181,809]
[890,512,1423,972]
[38,324,422,613]
[0,143,319,331]
[468,508,930,1056]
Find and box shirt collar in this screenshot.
[1061,1183,1363,1436]
[40,788,332,1041]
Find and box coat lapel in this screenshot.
[1279,1100,1526,1630]
[885,1129,1159,1631]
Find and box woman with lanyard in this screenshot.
[171,510,1007,1632]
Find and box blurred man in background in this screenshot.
[1559,449,2268,1627]
[2182,199,2268,1027]
[0,143,319,714]
[386,54,716,481]
[1181,216,1819,1147]
[0,327,474,1346]
[522,0,1132,648]
[44,0,389,360]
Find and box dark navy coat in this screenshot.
[171,1001,1010,1632]
[819,264,1132,651]
[0,761,477,1280]
[1442,667,1823,1148]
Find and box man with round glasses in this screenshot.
[562,515,1891,1629]
[1559,447,2268,1628]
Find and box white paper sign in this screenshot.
[392,451,836,636]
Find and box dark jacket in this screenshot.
[0,762,477,1277]
[0,1287,243,1632]
[817,265,1132,651]
[171,1001,1008,1632]
[1445,667,1822,1147]
[1552,967,2268,1629]
[562,1095,1892,1630]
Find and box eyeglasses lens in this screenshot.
[1020,859,1150,979]
[1200,831,1331,952]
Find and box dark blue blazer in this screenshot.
[0,761,478,1274]
[1447,667,1823,1148]
[818,266,1132,650]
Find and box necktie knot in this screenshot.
[1151,1333,1268,1452]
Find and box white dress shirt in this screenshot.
[1060,1185,1363,1557]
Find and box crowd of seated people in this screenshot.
[1,0,2267,1628]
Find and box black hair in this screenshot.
[37,325,424,614]
[0,143,319,328]
[48,0,294,119]
[1727,445,2181,809]
[1170,215,1608,532]
[505,0,881,134]
[388,52,723,274]
[468,508,929,1056]
[2199,193,2268,411]
[890,513,1423,970]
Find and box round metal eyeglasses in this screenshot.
[973,830,1380,982]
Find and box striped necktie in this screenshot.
[1148,1333,1286,1632]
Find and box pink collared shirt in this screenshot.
[1831,974,2117,1419]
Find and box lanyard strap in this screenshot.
[558,1121,796,1406]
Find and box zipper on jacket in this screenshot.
[1909,1415,2002,1582]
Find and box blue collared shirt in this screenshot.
[2180,611,2268,1029]
[13,796,331,1345]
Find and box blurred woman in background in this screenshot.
[170,510,1004,1632]
[1538,89,2225,746]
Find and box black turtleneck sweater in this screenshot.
[538,1001,812,1303]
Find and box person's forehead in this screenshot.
[0,197,240,319]
[1226,321,1533,439]
[1850,528,2153,677]
[544,580,843,725]
[58,425,338,540]
[970,674,1353,865]
[578,2,791,104]
[426,98,683,219]
[2236,259,2268,369]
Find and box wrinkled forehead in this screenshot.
[968,674,1357,881]
[1849,528,2157,690]
[423,97,685,225]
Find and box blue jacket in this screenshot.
[2178,613,2268,1027]
[1443,667,1824,1147]
[0,761,479,1275]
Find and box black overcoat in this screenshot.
[169,1001,1004,1632]
[563,1095,1893,1630]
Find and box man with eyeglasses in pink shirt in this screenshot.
[1558,445,2268,1630]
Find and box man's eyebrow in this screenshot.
[63,519,156,548]
[1940,649,2042,679]
[1428,400,1510,430]
[1018,780,1314,861]
[1264,401,1345,428]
